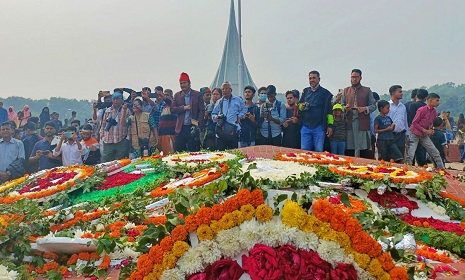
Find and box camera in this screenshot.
[105,118,118,131]
[298,102,310,111]
[96,101,112,110]
[42,150,50,155]
[217,113,227,126]
[262,102,273,117]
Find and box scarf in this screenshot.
[8,106,17,121]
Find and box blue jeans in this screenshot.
[330,141,346,155]
[301,125,325,152]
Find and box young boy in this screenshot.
[430,117,448,166]
[406,93,444,169]
[53,126,87,166]
[329,103,346,155]
[374,100,404,163]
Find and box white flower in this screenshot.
[426,202,447,216]
[0,265,18,280]
[95,223,105,232]
[292,231,319,251]
[239,219,261,250]
[215,227,241,258]
[124,222,136,229]
[8,191,20,197]
[109,247,140,259]
[160,268,185,280]
[240,158,317,182]
[196,240,222,265]
[317,240,345,265]
[176,249,203,276]
[73,229,87,239]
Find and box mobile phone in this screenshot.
[42,150,50,155]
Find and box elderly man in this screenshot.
[171,72,205,152]
[341,69,377,158]
[0,122,25,183]
[99,90,129,162]
[212,82,247,150]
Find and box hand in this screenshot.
[326,127,333,137]
[35,150,43,157]
[291,117,298,124]
[141,91,149,99]
[425,129,434,136]
[389,124,396,131]
[248,113,255,122]
[357,107,366,113]
[266,114,273,122]
[335,92,342,103]
[0,172,9,181]
[93,102,98,110]
[60,134,67,141]
[72,134,78,141]
[283,120,289,128]
[344,104,350,110]
[98,91,103,99]
[184,105,191,111]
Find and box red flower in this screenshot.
[330,263,358,280]
[204,259,244,280]
[276,245,301,280]
[18,171,77,194]
[95,173,145,191]
[299,250,332,279]
[242,244,283,280]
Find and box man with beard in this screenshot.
[341,69,376,158]
[171,72,205,152]
[299,71,333,151]
[239,86,260,148]
[0,122,25,183]
[282,90,301,148]
[30,121,62,170]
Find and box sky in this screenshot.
[1,0,465,101]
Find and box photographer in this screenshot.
[53,126,87,166]
[212,81,247,150]
[126,99,158,158]
[257,85,286,146]
[99,91,129,162]
[30,121,62,170]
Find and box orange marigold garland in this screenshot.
[171,225,188,242]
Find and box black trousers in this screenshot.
[175,125,200,152]
[216,134,238,151]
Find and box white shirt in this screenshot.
[53,141,87,166]
[388,100,409,135]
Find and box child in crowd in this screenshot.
[329,103,346,155]
[374,100,404,163]
[53,126,87,166]
[456,124,465,163]
[430,117,448,166]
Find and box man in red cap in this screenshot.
[171,72,205,152]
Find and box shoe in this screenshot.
[459,160,464,163]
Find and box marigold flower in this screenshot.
[389,266,409,280]
[223,197,240,213]
[160,236,174,251]
[377,252,395,271]
[98,255,111,269]
[281,200,307,229]
[240,204,255,221]
[250,189,265,207]
[230,210,244,225]
[219,213,236,230]
[211,204,225,220]
[345,218,362,238]
[236,188,252,206]
[67,254,78,265]
[136,254,155,276]
[352,231,374,254]
[43,261,59,272]
[329,207,348,232]
[255,204,273,222]
[78,252,90,261]
[195,206,212,225]
[312,199,334,222]
[172,241,190,257]
[184,215,198,232]
[171,225,188,242]
[162,252,177,270]
[148,244,164,264]
[197,224,214,240]
[209,220,222,234]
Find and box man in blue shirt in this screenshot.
[240,86,260,148]
[257,85,286,146]
[212,81,247,150]
[0,122,25,183]
[387,85,409,159]
[298,71,333,152]
[29,121,62,171]
[0,102,8,123]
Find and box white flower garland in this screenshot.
[162,152,237,167]
[240,159,317,182]
[160,217,375,280]
[425,201,447,216]
[0,264,19,280]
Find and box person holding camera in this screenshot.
[171,72,205,152]
[53,126,87,166]
[212,82,247,150]
[257,85,286,146]
[30,121,62,170]
[298,70,334,152]
[125,99,158,158]
[240,86,260,148]
[99,91,129,162]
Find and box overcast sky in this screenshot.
[1,0,465,101]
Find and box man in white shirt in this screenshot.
[387,85,409,158]
[53,126,87,166]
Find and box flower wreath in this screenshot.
[275,151,354,165]
[162,152,236,167]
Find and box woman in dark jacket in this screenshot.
[39,107,50,136]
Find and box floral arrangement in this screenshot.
[0,176,27,195]
[0,165,94,204]
[0,264,19,279]
[95,158,132,173]
[400,213,465,236]
[329,164,432,184]
[162,151,236,167]
[94,173,145,191]
[367,190,419,212]
[276,151,354,165]
[240,158,317,182]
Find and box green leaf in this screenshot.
[47,270,63,280]
[389,248,404,261]
[340,193,352,208]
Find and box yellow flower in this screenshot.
[172,241,190,258]
[210,220,222,235]
[314,221,334,239]
[301,215,319,232]
[367,258,385,278]
[240,204,255,221]
[281,200,307,229]
[162,252,177,270]
[334,232,351,250]
[255,204,273,222]
[231,210,244,225]
[353,253,371,270]
[197,224,214,241]
[219,213,236,230]
[378,272,391,280]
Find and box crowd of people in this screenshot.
[1,69,465,183]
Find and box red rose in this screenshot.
[299,250,331,280]
[242,244,283,280]
[276,245,301,280]
[187,272,206,280]
[330,263,358,280]
[205,259,244,280]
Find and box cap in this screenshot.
[200,87,211,94]
[332,103,344,112]
[179,72,190,83]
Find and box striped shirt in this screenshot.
[99,106,128,144]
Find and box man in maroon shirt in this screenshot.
[406,93,444,169]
